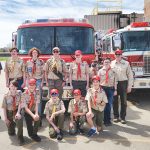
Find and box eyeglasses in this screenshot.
[51,93,59,97]
[53,50,59,53]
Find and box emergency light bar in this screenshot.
[130,22,150,28]
[23,18,88,24]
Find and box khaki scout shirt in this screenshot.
[68,99,88,114]
[26,59,44,79]
[44,56,66,80]
[69,61,89,81]
[98,67,117,87]
[5,57,25,79]
[111,59,133,88]
[2,90,22,111]
[21,89,40,112]
[85,88,108,112]
[44,98,65,117]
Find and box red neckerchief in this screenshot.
[30,59,37,74]
[93,87,101,106]
[12,95,16,116]
[105,67,111,84]
[75,61,82,80]
[26,89,35,109]
[74,100,78,112]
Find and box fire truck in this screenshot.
[12,18,95,63]
[12,18,95,109]
[98,22,150,89]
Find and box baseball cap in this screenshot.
[92,75,100,81]
[28,79,36,85]
[73,89,81,95]
[115,49,123,55]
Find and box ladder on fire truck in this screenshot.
[92,0,122,15]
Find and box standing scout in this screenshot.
[44,47,67,99]
[5,47,26,91]
[2,80,24,145]
[44,89,65,140]
[22,79,41,142]
[68,89,88,135]
[26,47,44,124]
[111,49,133,124]
[69,50,89,99]
[85,75,108,137]
[98,58,117,126]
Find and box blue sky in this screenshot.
[0,0,144,47]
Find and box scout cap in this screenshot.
[92,75,100,81]
[115,49,123,55]
[50,89,59,95]
[28,79,36,85]
[73,89,81,95]
[52,47,60,51]
[75,50,82,55]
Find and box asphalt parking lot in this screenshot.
[0,62,150,150]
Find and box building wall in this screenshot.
[85,12,144,31]
[144,0,150,21]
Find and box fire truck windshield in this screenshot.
[17,26,94,54]
[122,31,150,52]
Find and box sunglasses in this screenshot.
[74,94,80,96]
[115,54,122,56]
[51,93,59,97]
[75,54,80,57]
[53,50,59,53]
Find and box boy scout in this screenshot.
[22,79,41,142]
[69,50,89,99]
[68,89,88,135]
[85,75,108,137]
[44,89,65,140]
[2,80,24,145]
[26,47,45,125]
[5,47,26,91]
[44,47,67,99]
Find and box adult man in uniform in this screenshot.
[5,47,26,91]
[44,89,65,140]
[68,89,88,135]
[22,79,41,142]
[2,80,24,145]
[44,47,67,99]
[111,49,133,124]
[85,75,108,137]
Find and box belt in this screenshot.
[102,86,114,89]
[9,77,23,80]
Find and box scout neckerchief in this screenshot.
[75,61,82,80]
[105,67,111,84]
[94,90,98,106]
[31,59,36,74]
[12,95,16,116]
[74,100,78,112]
[26,90,35,109]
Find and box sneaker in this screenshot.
[18,137,25,146]
[57,132,63,141]
[31,135,41,142]
[78,128,85,135]
[121,119,126,124]
[104,122,112,127]
[87,128,96,137]
[113,118,120,123]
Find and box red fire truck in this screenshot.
[12,18,95,101]
[99,22,150,89]
[12,18,95,63]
